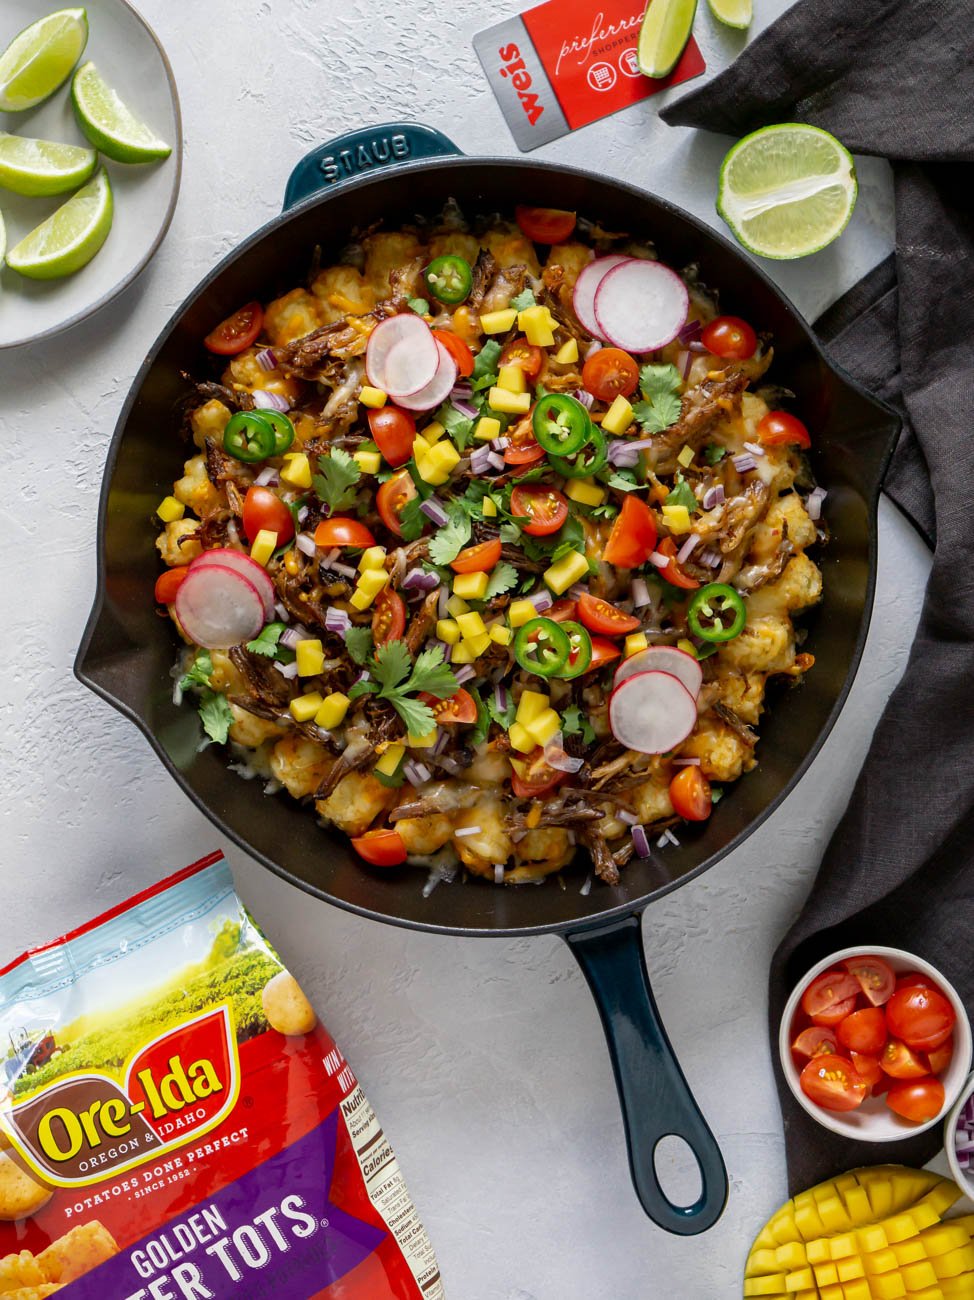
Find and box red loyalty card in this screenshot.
[474,0,705,150]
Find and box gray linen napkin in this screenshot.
[662,0,974,1190]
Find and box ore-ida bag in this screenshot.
[0,851,444,1300]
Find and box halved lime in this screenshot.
[71,61,171,164]
[0,131,97,197]
[637,0,698,79]
[6,167,112,279]
[0,8,88,112]
[707,0,751,28]
[717,124,858,260]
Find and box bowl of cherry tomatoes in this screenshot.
[779,946,972,1140]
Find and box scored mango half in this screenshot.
[744,1166,973,1299]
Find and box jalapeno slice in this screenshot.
[423,255,473,305]
[686,583,747,642]
[224,411,276,463]
[514,616,571,678]
[257,409,295,455]
[532,394,592,457]
[549,425,608,479]
[557,620,593,678]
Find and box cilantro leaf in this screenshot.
[483,562,518,600]
[199,691,233,744]
[370,640,412,692]
[561,704,596,746]
[426,508,472,566]
[374,750,406,787]
[639,363,683,400]
[246,622,286,658]
[180,650,213,690]
[510,288,536,312]
[471,340,502,392]
[389,695,436,737]
[606,470,641,493]
[469,688,492,746]
[397,494,426,542]
[667,474,698,512]
[362,641,457,736]
[406,646,457,698]
[348,679,378,700]
[499,521,522,545]
[487,690,516,732]
[437,402,475,453]
[407,297,429,315]
[633,390,682,434]
[711,786,724,804]
[344,626,374,666]
[313,448,361,513]
[704,443,727,465]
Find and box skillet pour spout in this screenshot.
[75,122,900,1234]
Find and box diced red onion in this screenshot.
[678,319,702,344]
[567,583,588,600]
[625,438,657,452]
[453,664,475,684]
[579,875,592,896]
[494,684,508,712]
[275,659,299,679]
[702,484,725,511]
[806,487,827,521]
[656,832,669,848]
[672,756,701,766]
[732,453,757,473]
[679,350,693,381]
[676,533,701,564]
[573,389,595,410]
[608,440,640,468]
[631,578,651,608]
[420,497,449,527]
[664,828,680,847]
[403,567,439,591]
[743,441,766,457]
[486,451,506,472]
[353,669,370,685]
[649,551,669,569]
[274,601,290,623]
[252,389,290,412]
[254,467,280,487]
[295,532,316,557]
[529,589,553,612]
[584,340,602,360]
[455,825,481,838]
[451,383,474,400]
[172,678,183,706]
[280,627,311,650]
[324,608,350,634]
[297,505,309,525]
[631,825,651,858]
[698,547,722,568]
[688,340,709,353]
[431,728,450,755]
[494,864,506,884]
[403,759,432,788]
[226,519,240,545]
[437,587,449,619]
[546,745,584,774]
[491,436,510,451]
[255,347,277,372]
[452,398,479,419]
[470,445,491,473]
[320,547,340,566]
[331,560,358,579]
[617,809,638,825]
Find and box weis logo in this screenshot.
[498,44,545,125]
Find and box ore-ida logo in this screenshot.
[1,1006,240,1188]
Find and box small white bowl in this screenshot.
[945,1071,974,1198]
[779,945,973,1141]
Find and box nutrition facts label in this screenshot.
[341,1084,445,1298]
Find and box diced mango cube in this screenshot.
[815,1264,839,1286]
[349,588,373,611]
[910,1202,942,1232]
[508,598,538,627]
[819,1198,853,1234]
[407,729,438,748]
[676,443,694,468]
[315,692,350,729]
[466,632,491,657]
[819,1287,844,1300]
[625,632,648,658]
[518,304,556,346]
[358,568,389,598]
[919,1225,971,1258]
[858,1225,890,1254]
[837,1257,864,1281]
[457,611,486,640]
[516,690,549,722]
[290,691,323,722]
[454,570,489,600]
[744,1278,787,1297]
[775,1243,807,1271]
[447,594,469,617]
[543,549,590,594]
[918,1184,963,1218]
[437,618,461,644]
[601,394,634,435]
[932,1244,974,1279]
[567,477,608,509]
[482,494,498,517]
[795,1203,826,1242]
[902,1261,939,1290]
[784,1268,814,1290]
[488,386,531,414]
[412,434,432,461]
[281,452,312,488]
[480,308,517,334]
[250,528,278,566]
[375,744,405,777]
[489,622,511,646]
[894,1240,926,1266]
[157,495,185,522]
[359,545,387,571]
[864,1249,898,1275]
[422,421,445,444]
[450,642,473,663]
[509,722,536,754]
[296,638,325,677]
[359,385,387,408]
[840,1282,871,1300]
[869,1274,906,1300]
[555,337,579,364]
[806,1240,832,1265]
[525,708,561,747]
[747,1248,780,1277]
[842,1186,874,1226]
[475,416,502,442]
[830,1235,857,1261]
[662,503,693,534]
[497,364,527,393]
[884,1213,920,1244]
[354,449,382,475]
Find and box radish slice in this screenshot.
[395,341,458,411]
[614,645,702,699]
[175,565,266,650]
[594,259,690,354]
[366,314,439,396]
[572,255,630,341]
[190,549,275,621]
[608,670,698,755]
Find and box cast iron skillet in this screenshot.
[76,123,898,1236]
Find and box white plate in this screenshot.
[0,0,180,348]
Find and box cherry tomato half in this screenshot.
[155,567,190,604]
[700,315,757,361]
[500,340,545,380]
[515,206,577,244]
[351,828,407,867]
[849,1052,884,1088]
[885,984,956,1052]
[799,1053,868,1113]
[669,767,712,822]
[885,1077,945,1124]
[792,1026,839,1061]
[368,406,417,468]
[504,413,545,466]
[547,599,578,623]
[654,536,700,590]
[896,972,936,991]
[603,495,658,569]
[843,955,896,1006]
[880,1038,930,1079]
[419,688,478,725]
[577,593,641,637]
[372,588,406,646]
[432,329,475,377]
[204,302,264,355]
[801,968,862,1022]
[451,539,502,573]
[809,995,858,1028]
[588,637,622,672]
[510,485,569,537]
[511,747,567,799]
[242,485,294,545]
[757,410,812,449]
[376,469,418,537]
[927,1036,954,1075]
[836,1007,888,1056]
[582,347,639,402]
[314,517,377,549]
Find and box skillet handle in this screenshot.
[566,915,728,1235]
[283,123,462,211]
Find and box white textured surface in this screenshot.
[0,2,930,1296]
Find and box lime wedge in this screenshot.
[637,0,698,79]
[717,124,858,260]
[71,61,171,164]
[0,209,6,269]
[707,0,751,28]
[0,131,97,197]
[6,167,112,279]
[0,8,88,112]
